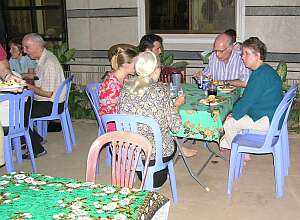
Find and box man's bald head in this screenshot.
[213,33,234,63]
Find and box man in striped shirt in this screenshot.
[202,33,251,88]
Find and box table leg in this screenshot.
[174,137,210,191]
[196,142,227,176]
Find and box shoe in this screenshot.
[22,149,47,159]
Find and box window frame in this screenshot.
[1,0,67,45]
[137,0,245,45]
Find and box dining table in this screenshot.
[172,83,240,190]
[0,172,170,220]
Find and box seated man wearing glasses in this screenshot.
[200,33,251,88]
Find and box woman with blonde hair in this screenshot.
[98,47,137,131]
[117,51,194,188]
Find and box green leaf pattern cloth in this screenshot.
[172,84,240,142]
[0,172,169,220]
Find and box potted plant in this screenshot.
[159,50,188,83]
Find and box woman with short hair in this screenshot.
[220,37,283,161]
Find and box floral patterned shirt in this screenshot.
[117,82,182,160]
[98,73,122,116]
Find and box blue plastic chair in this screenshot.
[31,75,75,153]
[85,82,105,136]
[242,84,298,176]
[227,89,296,198]
[0,90,36,173]
[101,114,178,203]
[85,82,111,166]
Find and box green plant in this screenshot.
[48,43,76,64]
[160,51,188,70]
[68,84,95,120]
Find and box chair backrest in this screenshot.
[101,114,164,165]
[86,131,152,189]
[85,82,105,135]
[261,86,297,149]
[51,75,74,116]
[0,90,33,136]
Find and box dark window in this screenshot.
[1,0,67,47]
[146,0,236,34]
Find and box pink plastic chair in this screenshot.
[86,131,152,189]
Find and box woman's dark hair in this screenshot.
[9,38,23,52]
[138,34,162,52]
[242,37,267,61]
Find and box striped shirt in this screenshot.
[203,49,251,82]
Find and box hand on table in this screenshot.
[193,71,203,79]
[175,95,185,110]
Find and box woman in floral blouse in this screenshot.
[98,47,137,131]
[117,51,186,188]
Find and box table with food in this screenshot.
[171,82,240,190]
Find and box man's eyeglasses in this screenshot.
[213,46,230,53]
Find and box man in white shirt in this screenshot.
[22,33,65,158]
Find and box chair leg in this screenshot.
[24,132,37,173]
[66,109,76,146]
[3,137,14,173]
[228,144,238,196]
[168,161,178,203]
[12,137,22,164]
[105,146,112,166]
[60,113,73,153]
[273,147,284,198]
[36,120,47,141]
[280,126,289,176]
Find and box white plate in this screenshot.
[218,86,235,93]
[0,85,24,92]
[200,99,219,106]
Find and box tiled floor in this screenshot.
[1,120,300,220]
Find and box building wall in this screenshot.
[66,0,300,82]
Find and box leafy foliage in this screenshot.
[48,43,76,64]
[160,51,188,70]
[68,84,95,120]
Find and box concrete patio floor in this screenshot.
[1,120,300,220]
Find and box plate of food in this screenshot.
[0,80,26,92]
[218,85,235,93]
[200,95,219,106]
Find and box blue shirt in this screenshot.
[9,55,36,75]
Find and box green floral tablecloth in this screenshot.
[0,172,169,220]
[172,84,240,142]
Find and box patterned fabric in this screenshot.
[117,82,182,160]
[98,73,122,116]
[203,49,251,82]
[9,55,36,74]
[172,84,240,142]
[0,172,169,220]
[34,49,65,102]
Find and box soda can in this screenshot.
[202,79,209,91]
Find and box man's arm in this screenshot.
[227,79,247,88]
[26,84,53,98]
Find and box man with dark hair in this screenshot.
[138,34,163,56]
